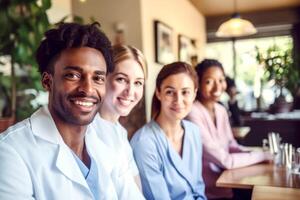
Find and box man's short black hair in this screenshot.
[36,22,113,75]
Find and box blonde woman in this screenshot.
[91,45,147,198]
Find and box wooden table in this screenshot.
[251,186,300,200]
[216,163,300,189]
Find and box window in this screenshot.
[206,35,293,111]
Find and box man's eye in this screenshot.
[64,73,80,80]
[94,75,106,84]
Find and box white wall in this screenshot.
[140,0,206,120]
[47,0,72,23]
[72,0,143,50]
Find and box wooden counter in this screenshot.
[216,163,300,189]
[251,186,300,200]
[242,116,300,147]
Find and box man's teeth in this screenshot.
[74,101,93,107]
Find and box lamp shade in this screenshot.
[216,13,257,38]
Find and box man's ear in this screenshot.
[41,72,52,91]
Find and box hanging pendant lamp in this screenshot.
[216,0,257,38]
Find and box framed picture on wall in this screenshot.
[178,34,197,66]
[154,20,175,65]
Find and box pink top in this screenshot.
[187,101,268,199]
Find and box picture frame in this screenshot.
[178,34,197,65]
[154,20,175,65]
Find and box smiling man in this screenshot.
[0,23,143,200]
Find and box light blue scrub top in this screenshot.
[72,152,100,200]
[131,120,207,200]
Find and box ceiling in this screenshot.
[189,0,300,16]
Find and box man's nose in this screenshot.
[79,77,94,95]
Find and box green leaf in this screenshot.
[0,0,50,118]
[40,0,51,10]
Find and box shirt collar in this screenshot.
[30,105,66,145]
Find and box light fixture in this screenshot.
[216,0,257,38]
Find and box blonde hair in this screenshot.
[112,45,148,78]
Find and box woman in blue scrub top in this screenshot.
[131,62,207,200]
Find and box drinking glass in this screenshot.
[291,148,300,174]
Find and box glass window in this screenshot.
[205,36,293,111]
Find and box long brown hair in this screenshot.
[151,61,198,119]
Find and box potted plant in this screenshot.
[0,0,51,131]
[256,42,300,113]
